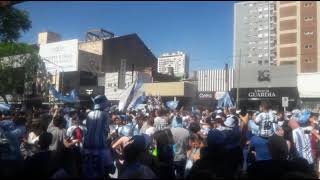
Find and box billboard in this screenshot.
[39,39,78,73]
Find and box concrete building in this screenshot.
[196,68,234,107]
[103,71,152,101]
[276,1,320,110]
[38,32,61,45]
[158,51,189,78]
[234,1,277,68]
[231,64,299,110]
[276,1,320,73]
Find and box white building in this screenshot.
[158,51,189,78]
[233,1,277,68]
[197,69,234,92]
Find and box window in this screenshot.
[258,54,263,57]
[304,44,313,49]
[304,2,313,7]
[247,61,252,64]
[264,60,269,64]
[304,31,314,36]
[304,58,313,63]
[264,53,268,57]
[304,16,313,21]
[258,60,263,65]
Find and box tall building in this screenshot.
[158,51,189,78]
[233,1,277,68]
[277,1,320,73]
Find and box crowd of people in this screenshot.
[0,94,320,179]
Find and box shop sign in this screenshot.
[248,89,277,98]
[198,92,214,100]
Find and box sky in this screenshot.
[15,1,236,71]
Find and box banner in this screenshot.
[39,39,78,73]
[118,81,136,112]
[166,101,179,110]
[128,80,145,110]
[48,84,79,103]
[217,92,234,108]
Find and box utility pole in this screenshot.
[236,49,241,108]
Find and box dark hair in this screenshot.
[14,117,26,126]
[260,101,270,111]
[189,122,201,134]
[38,132,53,150]
[53,116,65,129]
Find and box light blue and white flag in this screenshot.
[48,84,79,104]
[0,103,10,112]
[128,80,145,110]
[118,81,136,112]
[217,92,234,108]
[166,101,179,110]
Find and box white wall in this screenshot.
[297,73,320,98]
[104,71,152,101]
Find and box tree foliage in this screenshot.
[0,43,49,103]
[0,6,32,42]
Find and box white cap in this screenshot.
[216,109,223,114]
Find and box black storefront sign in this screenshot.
[198,92,215,100]
[233,87,298,100]
[247,88,279,99]
[231,87,299,110]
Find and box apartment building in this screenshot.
[277,1,320,73]
[234,1,277,68]
[158,51,189,78]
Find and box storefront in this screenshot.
[231,87,299,111]
[194,91,217,109]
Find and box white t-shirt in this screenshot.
[154,116,167,131]
[255,111,276,137]
[145,127,156,136]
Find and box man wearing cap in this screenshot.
[82,95,113,178]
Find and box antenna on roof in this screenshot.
[85,28,114,42]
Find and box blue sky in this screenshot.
[15,1,235,71]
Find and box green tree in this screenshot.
[0,43,48,104]
[0,6,32,42]
[0,6,49,104]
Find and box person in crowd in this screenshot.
[24,132,54,178]
[187,129,227,179]
[82,95,114,179]
[247,129,317,179]
[119,135,157,179]
[153,129,175,179]
[154,109,167,131]
[221,115,243,178]
[66,116,87,149]
[0,115,27,160]
[184,133,202,178]
[254,101,277,138]
[288,118,314,165]
[171,115,190,179]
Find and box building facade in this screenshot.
[277,1,320,73]
[234,1,277,68]
[158,51,189,78]
[103,71,152,101]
